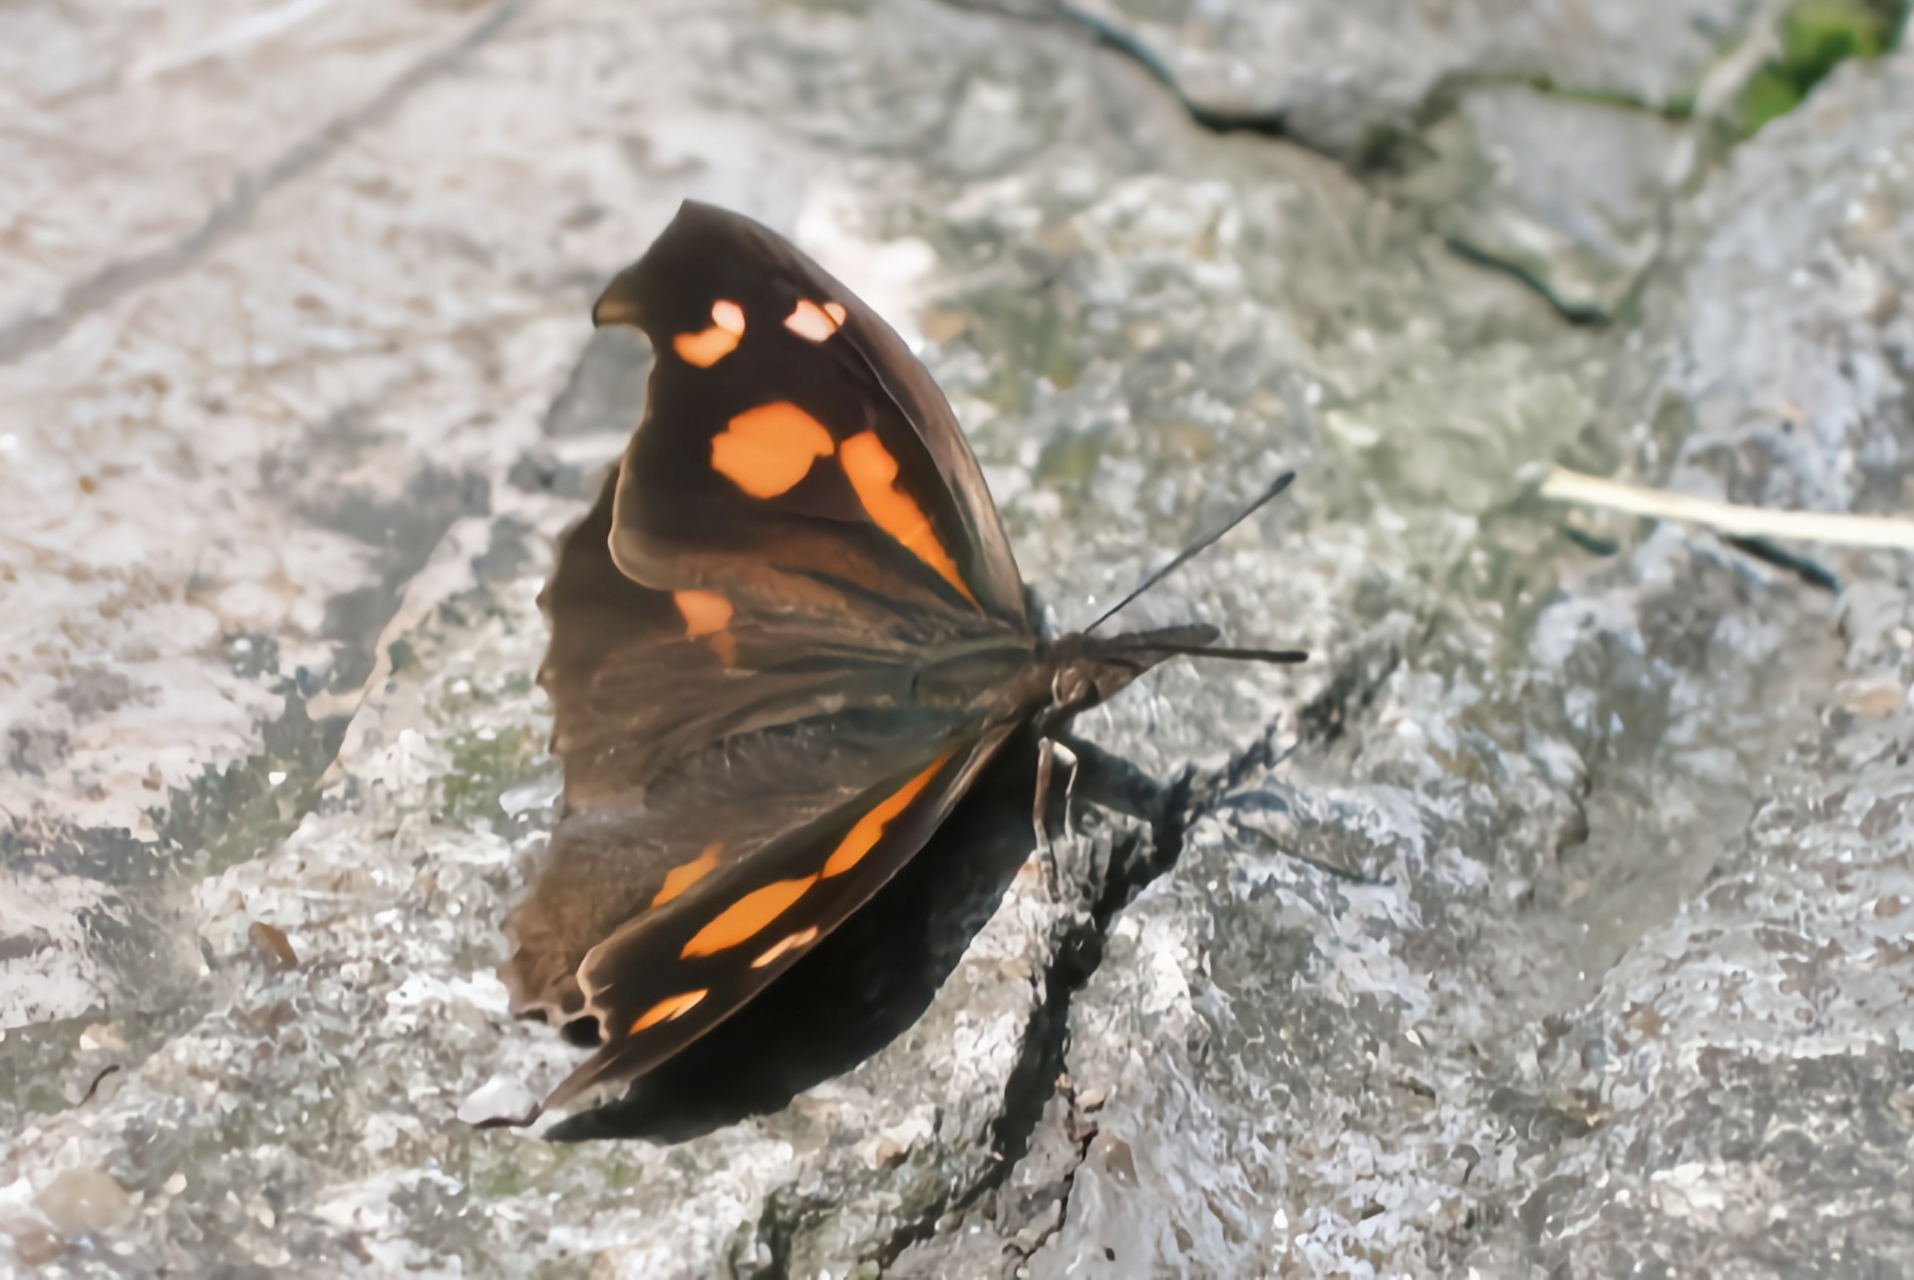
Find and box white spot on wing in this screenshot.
[794,184,935,352]
[783,299,839,342]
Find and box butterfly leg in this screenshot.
[1053,739,1080,837]
[1033,735,1059,896]
[1033,737,1084,898]
[1034,735,1056,853]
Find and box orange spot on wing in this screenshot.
[672,300,747,368]
[784,298,842,342]
[674,327,738,367]
[711,402,837,498]
[681,876,818,958]
[629,988,708,1034]
[750,926,820,969]
[821,749,957,878]
[837,431,978,606]
[673,590,732,637]
[651,843,722,907]
[674,589,739,667]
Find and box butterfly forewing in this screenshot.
[591,202,1028,631]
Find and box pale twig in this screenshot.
[1540,466,1914,551]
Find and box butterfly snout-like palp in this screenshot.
[1036,624,1220,730]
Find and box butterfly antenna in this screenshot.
[1134,643,1308,663]
[1082,469,1298,635]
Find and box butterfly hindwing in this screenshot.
[503,691,986,1010]
[591,201,1028,631]
[534,729,1014,1110]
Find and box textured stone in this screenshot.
[1661,50,1914,516]
[1389,84,1687,319]
[2,0,1911,1275]
[1062,0,1755,152]
[34,1167,130,1236]
[1049,0,1790,319]
[903,38,1914,1280]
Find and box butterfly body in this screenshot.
[503,201,1282,1114]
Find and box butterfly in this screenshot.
[500,200,1303,1116]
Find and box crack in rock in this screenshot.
[0,0,527,367]
[891,695,1368,1275]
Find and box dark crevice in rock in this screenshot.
[1001,1090,1104,1267]
[906,706,1365,1268]
[927,0,1308,145]
[1063,10,1294,142]
[992,796,1178,1158]
[1440,236,1616,327]
[0,0,528,366]
[957,677,1404,1269]
[1422,70,1699,127]
[1722,534,1843,591]
[871,743,1190,1271]
[1063,17,1629,323]
[872,831,1156,1270]
[1512,76,1697,121]
[735,921,1124,1273]
[953,783,1208,1267]
[926,0,1691,325]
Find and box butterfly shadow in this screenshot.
[543,730,1170,1144]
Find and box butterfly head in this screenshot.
[1035,624,1219,730]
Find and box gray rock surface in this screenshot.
[1056,0,1787,316]
[1061,0,1750,144]
[2,0,1910,1275]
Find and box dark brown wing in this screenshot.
[513,471,1033,1108]
[592,200,1028,631]
[504,202,1044,1110]
[515,727,1014,1111]
[536,468,966,806]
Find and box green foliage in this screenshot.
[1741,0,1908,134]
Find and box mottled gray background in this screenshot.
[3,0,1913,1275]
